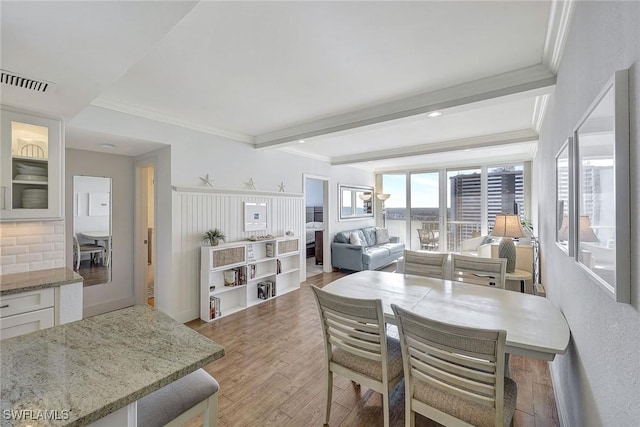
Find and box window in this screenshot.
[378,162,528,253]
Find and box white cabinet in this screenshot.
[0,282,83,339]
[200,237,301,322]
[0,106,63,220]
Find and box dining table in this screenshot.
[322,270,570,361]
[80,230,111,267]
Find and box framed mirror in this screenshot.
[73,176,112,286]
[574,69,629,303]
[555,137,573,255]
[339,184,373,220]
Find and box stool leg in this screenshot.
[205,392,218,427]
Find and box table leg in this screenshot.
[521,280,525,293]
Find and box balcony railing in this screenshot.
[386,219,481,253]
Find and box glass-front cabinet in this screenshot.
[1,106,63,220]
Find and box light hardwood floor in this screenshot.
[186,270,560,427]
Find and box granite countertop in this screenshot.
[0,305,225,426]
[0,267,83,295]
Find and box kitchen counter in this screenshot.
[0,305,225,426]
[0,267,83,295]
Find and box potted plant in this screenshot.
[202,228,226,246]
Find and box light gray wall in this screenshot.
[65,148,135,317]
[305,177,324,207]
[535,2,639,426]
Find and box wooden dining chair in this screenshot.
[451,254,507,289]
[391,304,517,427]
[311,286,404,427]
[403,250,448,279]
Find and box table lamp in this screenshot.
[376,193,391,228]
[490,214,526,273]
[578,216,599,243]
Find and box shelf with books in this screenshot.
[200,236,302,322]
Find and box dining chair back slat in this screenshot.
[403,250,448,279]
[451,254,507,288]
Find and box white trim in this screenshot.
[549,362,570,427]
[172,185,303,198]
[303,173,331,274]
[254,65,555,149]
[542,0,577,74]
[333,129,538,166]
[91,98,253,144]
[532,94,551,133]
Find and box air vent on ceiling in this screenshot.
[1,69,56,93]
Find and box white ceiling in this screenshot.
[0,1,571,171]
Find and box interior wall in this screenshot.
[65,148,135,317]
[535,2,639,426]
[71,106,375,321]
[305,177,323,206]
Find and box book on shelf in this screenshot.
[224,266,247,286]
[276,259,282,274]
[247,244,255,261]
[249,264,256,279]
[257,280,276,300]
[266,242,274,257]
[209,296,221,319]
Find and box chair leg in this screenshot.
[324,371,333,425]
[205,392,218,427]
[409,409,415,427]
[383,391,390,427]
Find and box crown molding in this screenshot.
[331,129,538,166]
[91,98,254,144]
[542,0,576,74]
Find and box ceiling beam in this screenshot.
[331,129,538,166]
[254,64,555,149]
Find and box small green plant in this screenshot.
[202,228,226,246]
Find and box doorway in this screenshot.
[304,175,329,279]
[136,163,156,307]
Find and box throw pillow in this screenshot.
[376,228,390,244]
[349,231,363,246]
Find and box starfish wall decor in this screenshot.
[199,174,214,187]
[278,181,286,192]
[246,178,257,190]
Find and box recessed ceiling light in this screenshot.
[298,139,305,144]
[464,149,471,152]
[100,143,116,149]
[426,111,443,118]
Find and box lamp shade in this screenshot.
[358,193,372,201]
[578,216,599,242]
[376,193,391,201]
[490,214,526,238]
[557,216,569,241]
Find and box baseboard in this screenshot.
[549,361,570,427]
[83,297,136,318]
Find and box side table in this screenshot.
[505,269,533,293]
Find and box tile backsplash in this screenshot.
[0,221,65,275]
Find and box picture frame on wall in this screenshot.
[244,202,267,231]
[573,69,630,303]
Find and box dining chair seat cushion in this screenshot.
[331,337,403,382]
[413,376,517,427]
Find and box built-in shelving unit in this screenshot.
[200,237,300,322]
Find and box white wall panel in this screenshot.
[171,189,304,322]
